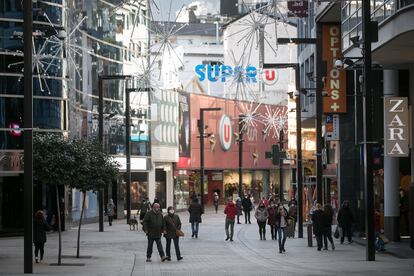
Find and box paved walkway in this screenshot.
[1,207,413,275]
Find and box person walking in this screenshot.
[241,194,252,224]
[267,200,278,240]
[213,192,220,213]
[323,204,335,250]
[188,197,203,238]
[276,205,289,253]
[311,203,325,251]
[235,197,243,224]
[139,198,151,223]
[255,202,269,240]
[142,203,169,262]
[337,200,354,244]
[33,210,50,263]
[106,198,116,226]
[224,198,238,241]
[163,206,183,261]
[288,203,297,238]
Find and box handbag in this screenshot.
[166,215,184,237]
[334,226,340,239]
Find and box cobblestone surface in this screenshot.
[0,207,413,275]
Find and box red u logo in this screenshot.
[265,69,275,81]
[224,124,230,142]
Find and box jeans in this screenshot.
[270,225,277,239]
[191,222,199,236]
[34,242,45,260]
[225,218,235,239]
[244,211,251,223]
[323,227,334,249]
[277,227,287,250]
[258,221,266,239]
[165,237,181,259]
[340,225,353,243]
[146,237,165,259]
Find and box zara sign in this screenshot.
[219,115,233,151]
[384,97,410,157]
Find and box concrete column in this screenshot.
[383,69,400,241]
[166,165,174,209]
[148,165,156,204]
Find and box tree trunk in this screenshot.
[55,184,62,265]
[76,192,86,258]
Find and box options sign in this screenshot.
[384,97,410,157]
[219,115,232,151]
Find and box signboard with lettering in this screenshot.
[322,24,347,113]
[287,0,309,18]
[325,114,339,141]
[384,97,410,157]
[0,151,24,173]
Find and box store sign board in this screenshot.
[384,97,409,157]
[325,114,339,141]
[0,151,24,172]
[219,114,232,151]
[287,0,309,18]
[322,24,347,113]
[114,156,148,171]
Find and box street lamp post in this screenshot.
[98,75,131,231]
[264,63,303,238]
[238,116,244,197]
[23,0,33,273]
[279,130,284,203]
[199,107,222,211]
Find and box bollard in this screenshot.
[307,223,313,247]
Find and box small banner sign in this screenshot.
[287,0,309,18]
[384,97,410,157]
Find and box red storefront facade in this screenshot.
[174,93,289,209]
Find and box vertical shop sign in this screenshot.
[323,24,347,113]
[325,114,339,141]
[219,115,233,151]
[384,97,409,157]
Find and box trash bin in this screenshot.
[306,223,313,247]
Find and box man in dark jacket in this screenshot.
[241,194,252,224]
[311,203,325,251]
[224,198,238,241]
[337,200,354,244]
[188,198,203,238]
[142,203,169,262]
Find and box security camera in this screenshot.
[294,91,300,97]
[334,59,343,69]
[321,91,329,97]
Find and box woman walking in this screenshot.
[235,197,243,224]
[213,192,219,213]
[267,200,278,240]
[163,206,183,261]
[107,198,116,226]
[188,198,203,238]
[323,204,335,250]
[255,202,269,240]
[33,210,50,263]
[276,205,289,253]
[311,203,325,251]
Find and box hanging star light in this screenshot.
[237,101,263,135]
[260,105,288,139]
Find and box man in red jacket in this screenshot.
[224,198,238,241]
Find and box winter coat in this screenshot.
[236,200,243,215]
[267,206,277,226]
[288,205,297,220]
[142,210,165,238]
[311,209,325,235]
[255,207,269,222]
[323,211,334,229]
[33,218,50,244]
[163,213,182,239]
[224,202,238,220]
[188,202,203,223]
[241,197,252,211]
[107,202,116,217]
[337,207,354,228]
[275,207,289,227]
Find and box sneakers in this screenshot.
[146,258,152,262]
[161,256,169,262]
[225,236,230,241]
[177,257,183,261]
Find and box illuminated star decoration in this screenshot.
[260,105,288,140]
[237,101,263,135]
